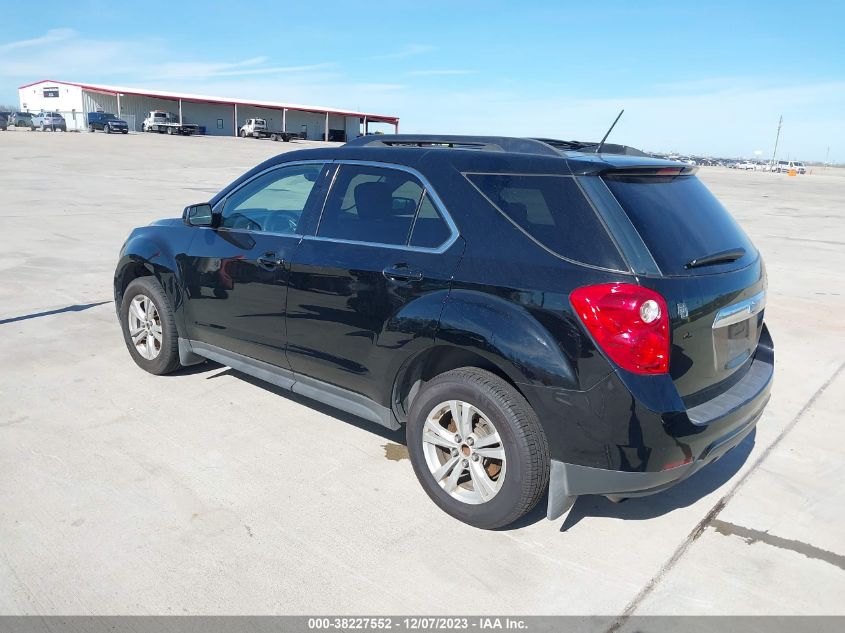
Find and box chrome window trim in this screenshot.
[712,291,766,329]
[307,160,460,255]
[461,171,631,274]
[210,159,330,238]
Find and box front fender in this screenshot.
[114,223,196,335]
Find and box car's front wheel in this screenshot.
[119,277,182,375]
[406,368,549,529]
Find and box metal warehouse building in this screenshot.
[18,79,399,141]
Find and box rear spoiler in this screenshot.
[603,165,699,177]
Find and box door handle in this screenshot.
[383,264,423,282]
[257,252,284,269]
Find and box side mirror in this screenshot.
[184,203,214,227]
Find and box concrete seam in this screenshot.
[606,358,845,631]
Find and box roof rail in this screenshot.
[344,134,561,157]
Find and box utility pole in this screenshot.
[770,115,782,167]
[825,146,830,168]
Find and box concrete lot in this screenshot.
[1,129,844,616]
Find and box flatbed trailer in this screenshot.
[142,110,199,136]
[239,118,294,142]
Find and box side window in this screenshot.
[409,193,451,248]
[221,163,324,234]
[317,165,422,246]
[466,173,625,269]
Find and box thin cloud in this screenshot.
[369,44,433,60]
[0,28,76,52]
[149,60,335,80]
[409,69,476,76]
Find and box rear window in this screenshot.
[604,174,756,275]
[465,173,625,269]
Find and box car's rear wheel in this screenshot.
[406,368,549,529]
[119,277,181,375]
[105,124,111,134]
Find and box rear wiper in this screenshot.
[685,248,745,269]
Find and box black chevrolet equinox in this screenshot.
[114,135,773,529]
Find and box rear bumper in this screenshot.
[547,403,763,518]
[545,327,773,520]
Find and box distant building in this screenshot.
[18,79,399,140]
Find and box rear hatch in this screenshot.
[602,167,767,402]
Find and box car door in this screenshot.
[182,161,330,368]
[286,161,463,406]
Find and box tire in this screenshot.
[105,124,111,134]
[89,124,95,133]
[167,127,174,135]
[406,368,550,529]
[119,277,182,375]
[270,133,279,142]
[239,130,246,138]
[122,130,128,134]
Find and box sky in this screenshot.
[0,0,843,161]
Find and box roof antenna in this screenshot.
[596,109,624,154]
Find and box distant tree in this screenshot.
[0,104,18,112]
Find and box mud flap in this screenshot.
[547,460,577,521]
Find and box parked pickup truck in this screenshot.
[239,118,293,142]
[142,111,199,135]
[774,160,806,174]
[88,112,129,134]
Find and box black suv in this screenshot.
[114,135,773,529]
[88,112,129,134]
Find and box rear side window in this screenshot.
[603,174,756,275]
[465,173,625,269]
[409,194,451,248]
[318,165,421,246]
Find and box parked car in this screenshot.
[774,160,806,174]
[0,112,7,131]
[88,112,129,134]
[31,112,67,131]
[114,134,773,529]
[8,112,33,128]
[735,160,756,170]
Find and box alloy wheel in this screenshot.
[127,294,163,360]
[421,400,506,505]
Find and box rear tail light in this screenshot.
[570,283,670,375]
